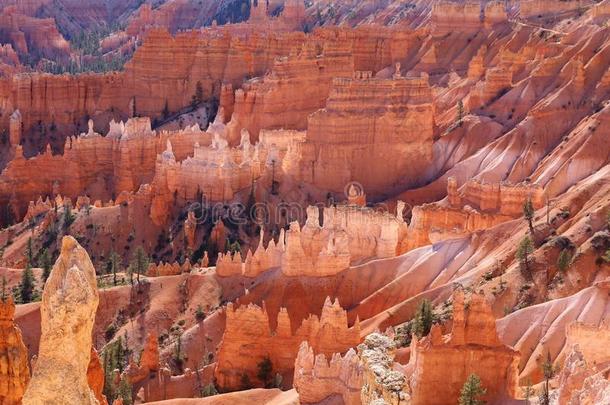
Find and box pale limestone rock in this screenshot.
[22,236,100,405]
[294,342,363,404]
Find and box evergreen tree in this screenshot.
[107,250,121,286]
[517,236,534,274]
[411,299,434,338]
[523,198,535,235]
[25,237,34,267]
[201,383,218,397]
[556,249,572,272]
[174,333,185,372]
[240,373,253,390]
[162,100,170,119]
[19,264,35,303]
[539,352,556,405]
[40,249,52,282]
[458,373,487,405]
[117,378,133,405]
[257,356,273,387]
[191,81,204,108]
[63,203,75,230]
[456,100,464,125]
[129,247,149,284]
[1,276,7,301]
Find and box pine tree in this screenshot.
[162,100,170,119]
[174,333,184,372]
[191,81,204,108]
[117,378,133,405]
[257,356,273,387]
[1,276,7,301]
[107,251,121,286]
[517,236,534,274]
[523,198,535,235]
[19,264,35,303]
[25,237,34,267]
[129,247,148,284]
[556,249,572,272]
[63,203,75,230]
[240,373,253,390]
[40,249,52,282]
[458,373,487,405]
[411,299,434,338]
[456,100,464,126]
[539,351,556,405]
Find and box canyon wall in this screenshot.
[291,70,434,197]
[214,297,360,390]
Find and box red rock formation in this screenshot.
[215,297,360,390]
[87,347,108,405]
[8,109,21,147]
[151,131,273,202]
[406,177,545,250]
[216,203,407,277]
[405,290,520,404]
[0,6,70,61]
[520,0,590,18]
[294,342,363,405]
[184,211,198,251]
[0,296,30,405]
[292,71,434,197]
[223,39,354,144]
[0,117,210,220]
[431,1,483,34]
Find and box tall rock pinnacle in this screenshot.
[22,236,100,405]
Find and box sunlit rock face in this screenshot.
[215,297,360,391]
[405,290,520,405]
[0,295,30,405]
[294,341,363,405]
[22,236,100,405]
[292,70,435,198]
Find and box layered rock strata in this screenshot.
[291,71,434,197]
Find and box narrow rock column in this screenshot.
[22,236,100,405]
